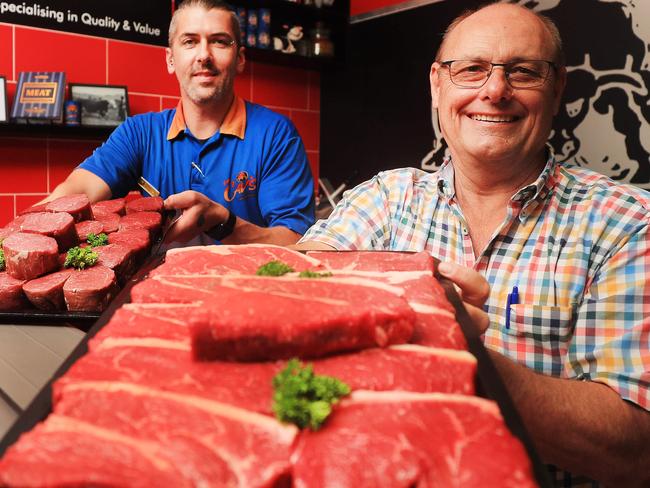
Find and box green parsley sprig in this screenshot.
[256,260,294,276]
[272,359,351,430]
[87,232,109,247]
[0,248,5,272]
[298,270,333,278]
[64,246,98,270]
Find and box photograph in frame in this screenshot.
[0,76,7,123]
[70,84,129,127]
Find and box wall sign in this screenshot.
[0,0,171,46]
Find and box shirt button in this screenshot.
[462,227,469,235]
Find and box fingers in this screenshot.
[437,261,490,308]
[163,205,206,243]
[463,302,491,335]
[164,190,202,211]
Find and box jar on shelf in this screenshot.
[310,22,334,57]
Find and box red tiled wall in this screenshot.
[351,0,410,16]
[0,23,320,227]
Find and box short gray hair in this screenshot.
[435,2,565,66]
[169,0,241,47]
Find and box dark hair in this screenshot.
[169,0,241,47]
[435,2,565,66]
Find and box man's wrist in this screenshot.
[205,208,237,241]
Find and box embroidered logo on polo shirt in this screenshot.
[224,171,257,202]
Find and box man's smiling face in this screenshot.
[430,4,565,167]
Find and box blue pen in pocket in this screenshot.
[505,285,519,330]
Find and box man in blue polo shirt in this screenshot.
[46,0,314,245]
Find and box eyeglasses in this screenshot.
[440,59,556,89]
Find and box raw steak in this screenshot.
[119,211,162,240]
[22,269,73,311]
[2,232,60,280]
[126,196,163,214]
[108,228,150,263]
[94,243,136,286]
[0,272,28,311]
[75,220,104,241]
[20,211,78,251]
[45,194,93,222]
[88,303,202,351]
[0,216,27,243]
[54,344,475,414]
[291,390,536,488]
[63,265,118,312]
[327,271,466,349]
[17,202,48,215]
[94,212,121,233]
[92,198,126,216]
[130,274,416,361]
[31,382,297,487]
[308,250,435,272]
[151,244,322,277]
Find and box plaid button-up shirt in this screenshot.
[301,157,650,487]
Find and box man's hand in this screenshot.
[436,261,490,334]
[163,191,227,243]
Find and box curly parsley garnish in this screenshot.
[298,270,333,278]
[272,359,351,430]
[64,246,98,270]
[0,248,5,272]
[256,260,294,277]
[87,232,109,247]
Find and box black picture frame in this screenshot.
[0,76,8,124]
[69,83,129,127]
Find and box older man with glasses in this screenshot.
[45,0,314,245]
[298,3,650,486]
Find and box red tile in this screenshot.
[291,110,320,152]
[15,28,106,84]
[0,195,14,227]
[234,63,252,100]
[273,108,291,119]
[130,94,161,115]
[16,194,46,214]
[5,81,16,115]
[308,71,320,111]
[108,41,178,97]
[0,25,12,80]
[306,150,319,190]
[162,97,180,110]
[49,140,100,190]
[0,138,47,193]
[251,63,309,110]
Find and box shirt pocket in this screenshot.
[503,304,575,376]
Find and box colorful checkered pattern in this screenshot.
[302,157,650,486]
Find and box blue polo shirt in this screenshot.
[79,97,315,234]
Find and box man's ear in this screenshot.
[166,47,175,75]
[236,46,246,74]
[430,62,442,109]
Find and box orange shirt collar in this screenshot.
[166,96,246,140]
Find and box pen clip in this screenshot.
[505,285,519,330]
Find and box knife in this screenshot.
[137,177,179,255]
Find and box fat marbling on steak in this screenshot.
[20,211,79,251]
[2,232,60,280]
[130,274,416,361]
[291,390,536,488]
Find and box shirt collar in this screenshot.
[166,96,247,141]
[435,152,558,206]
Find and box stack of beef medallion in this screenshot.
[0,245,537,487]
[0,193,163,312]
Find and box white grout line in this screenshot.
[46,138,50,193]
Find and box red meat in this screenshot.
[151,244,323,277]
[45,194,93,222]
[119,211,162,241]
[94,243,136,286]
[126,196,163,214]
[63,265,118,312]
[91,198,126,216]
[94,212,121,233]
[0,272,28,311]
[17,203,48,215]
[2,232,60,280]
[20,211,79,251]
[308,250,435,272]
[291,391,536,488]
[75,220,104,241]
[22,269,73,311]
[108,228,150,263]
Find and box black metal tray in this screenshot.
[0,252,550,487]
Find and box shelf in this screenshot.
[246,46,338,70]
[0,122,114,140]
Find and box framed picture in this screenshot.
[0,76,7,123]
[70,83,129,127]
